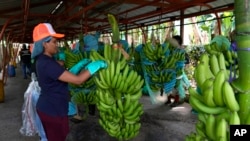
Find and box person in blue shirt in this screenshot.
[31,23,107,141]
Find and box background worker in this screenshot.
[31,23,107,141]
[165,35,190,107]
[19,44,31,79]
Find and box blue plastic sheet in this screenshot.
[84,34,99,51]
[135,44,143,52]
[120,40,129,51]
[176,61,185,69]
[163,78,176,94]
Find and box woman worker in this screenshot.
[31,23,107,141]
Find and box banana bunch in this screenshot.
[92,14,145,140]
[143,64,175,92]
[186,109,241,141]
[190,67,240,114]
[146,70,174,92]
[187,49,241,140]
[142,42,168,62]
[204,35,231,55]
[95,79,144,140]
[71,90,97,105]
[143,50,183,93]
[187,37,242,141]
[204,36,239,80]
[185,112,233,141]
[89,44,144,140]
[98,110,142,140]
[96,89,143,140]
[206,43,238,69]
[70,89,97,119]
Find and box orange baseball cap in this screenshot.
[33,23,65,42]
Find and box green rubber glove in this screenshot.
[53,50,65,61]
[85,60,108,75]
[58,51,66,61]
[69,59,91,74]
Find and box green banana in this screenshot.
[130,89,143,101]
[99,70,109,87]
[209,54,220,75]
[222,81,240,112]
[111,74,119,89]
[205,114,216,140]
[217,53,227,71]
[215,118,227,141]
[213,70,226,106]
[117,99,124,113]
[123,100,138,117]
[189,95,227,114]
[115,73,123,89]
[197,112,208,124]
[229,111,240,125]
[104,44,111,60]
[217,53,229,80]
[200,77,214,94]
[188,87,204,102]
[94,77,109,90]
[226,50,234,64]
[195,121,206,137]
[203,86,216,107]
[194,63,207,88]
[110,60,115,81]
[123,94,131,111]
[104,63,112,86]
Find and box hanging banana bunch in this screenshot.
[186,36,241,141]
[142,37,186,96]
[89,14,144,140]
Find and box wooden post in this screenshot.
[0,80,4,103]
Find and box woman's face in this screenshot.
[43,37,58,57]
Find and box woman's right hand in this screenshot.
[85,60,108,75]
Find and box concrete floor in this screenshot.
[0,66,40,141]
[0,66,197,141]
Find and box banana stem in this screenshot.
[238,92,250,123]
[111,43,121,62]
[234,0,250,124]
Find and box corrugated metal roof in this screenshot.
[0,0,234,43]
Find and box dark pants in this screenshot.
[37,110,69,141]
[21,62,31,79]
